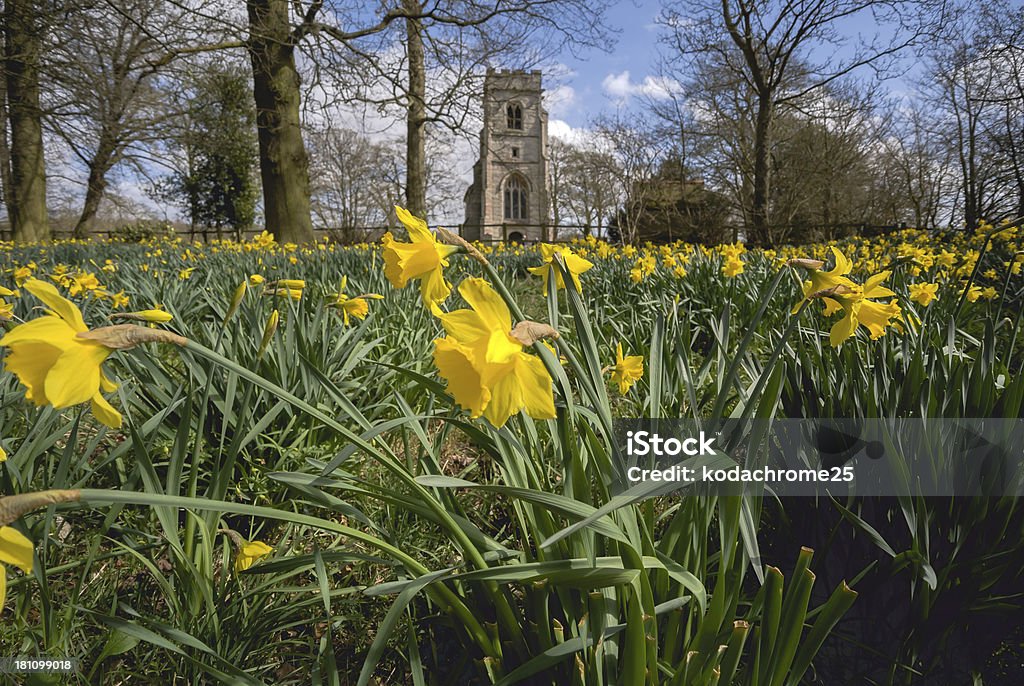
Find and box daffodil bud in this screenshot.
[110,309,173,324]
[224,281,247,324]
[258,309,280,358]
[269,279,305,290]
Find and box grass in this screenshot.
[0,222,1022,684]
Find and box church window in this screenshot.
[507,104,523,130]
[504,176,527,220]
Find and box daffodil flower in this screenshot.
[790,247,858,314]
[382,206,459,307]
[610,343,644,394]
[0,279,123,427]
[821,273,901,346]
[328,276,383,326]
[722,257,744,277]
[908,282,939,306]
[432,278,556,427]
[527,243,594,293]
[235,538,273,573]
[0,525,33,609]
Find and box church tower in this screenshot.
[463,69,550,242]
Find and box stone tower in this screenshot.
[463,69,550,242]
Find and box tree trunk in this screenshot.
[4,0,49,242]
[247,0,314,244]
[0,59,15,237]
[73,134,118,238]
[404,0,427,218]
[750,95,773,246]
[73,164,108,238]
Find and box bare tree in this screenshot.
[593,112,669,244]
[659,0,947,244]
[307,127,402,240]
[44,0,192,237]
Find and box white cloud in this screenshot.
[548,119,611,151]
[543,85,577,118]
[601,70,681,101]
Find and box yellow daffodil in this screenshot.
[107,291,129,309]
[0,525,33,608]
[382,206,459,306]
[12,266,33,285]
[610,343,644,394]
[235,538,273,572]
[791,247,858,314]
[249,274,265,286]
[964,284,982,302]
[909,282,939,306]
[329,276,383,326]
[822,272,901,346]
[0,300,12,322]
[0,286,18,297]
[0,444,6,462]
[722,257,744,277]
[68,272,101,296]
[432,278,555,427]
[527,244,594,293]
[0,279,122,427]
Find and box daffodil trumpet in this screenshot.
[432,278,558,427]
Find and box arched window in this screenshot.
[506,103,523,130]
[504,176,527,220]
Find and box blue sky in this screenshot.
[544,1,666,129]
[541,0,928,134]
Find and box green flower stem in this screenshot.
[710,266,792,420]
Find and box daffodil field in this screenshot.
[1,213,1023,684]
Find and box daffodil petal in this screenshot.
[433,337,490,418]
[0,315,78,348]
[437,310,489,343]
[830,308,859,347]
[91,393,123,429]
[517,353,556,420]
[457,278,511,333]
[23,279,87,333]
[3,342,64,405]
[0,526,34,573]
